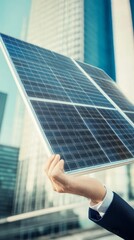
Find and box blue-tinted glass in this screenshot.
[84,0,115,80]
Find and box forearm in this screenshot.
[69,175,106,204]
[45,155,106,204]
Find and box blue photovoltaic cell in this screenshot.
[76,106,133,161]
[124,112,134,123]
[77,61,113,81]
[31,101,110,172]
[98,109,134,155]
[1,33,114,108]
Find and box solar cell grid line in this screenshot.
[76,106,133,162]
[31,101,110,173]
[0,33,114,109]
[77,61,113,81]
[98,109,134,155]
[124,112,134,123]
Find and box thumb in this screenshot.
[59,159,65,171]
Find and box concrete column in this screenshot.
[111,0,134,103]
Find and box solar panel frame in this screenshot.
[0,33,134,175]
[124,112,134,123]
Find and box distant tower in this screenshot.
[0,92,19,217]
[27,0,115,79]
[0,92,7,132]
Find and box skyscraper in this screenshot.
[0,92,19,219]
[27,0,84,61]
[27,0,115,79]
[27,0,134,86]
[0,92,7,132]
[0,144,19,218]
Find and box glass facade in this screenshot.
[84,0,115,80]
[0,92,7,131]
[27,0,84,61]
[0,144,19,218]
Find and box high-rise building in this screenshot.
[27,0,134,87]
[0,92,7,132]
[27,0,84,61]
[0,144,19,218]
[84,0,115,79]
[111,0,134,102]
[27,0,115,79]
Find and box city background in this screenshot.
[0,0,134,239]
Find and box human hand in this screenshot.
[44,154,72,193]
[44,154,106,205]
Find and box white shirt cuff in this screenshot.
[89,187,114,217]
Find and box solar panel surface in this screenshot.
[0,33,134,174]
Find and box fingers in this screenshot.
[58,159,64,171]
[44,154,55,175]
[48,154,60,176]
[44,155,70,194]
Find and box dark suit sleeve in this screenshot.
[88,192,134,240]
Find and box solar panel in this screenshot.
[0,33,134,174]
